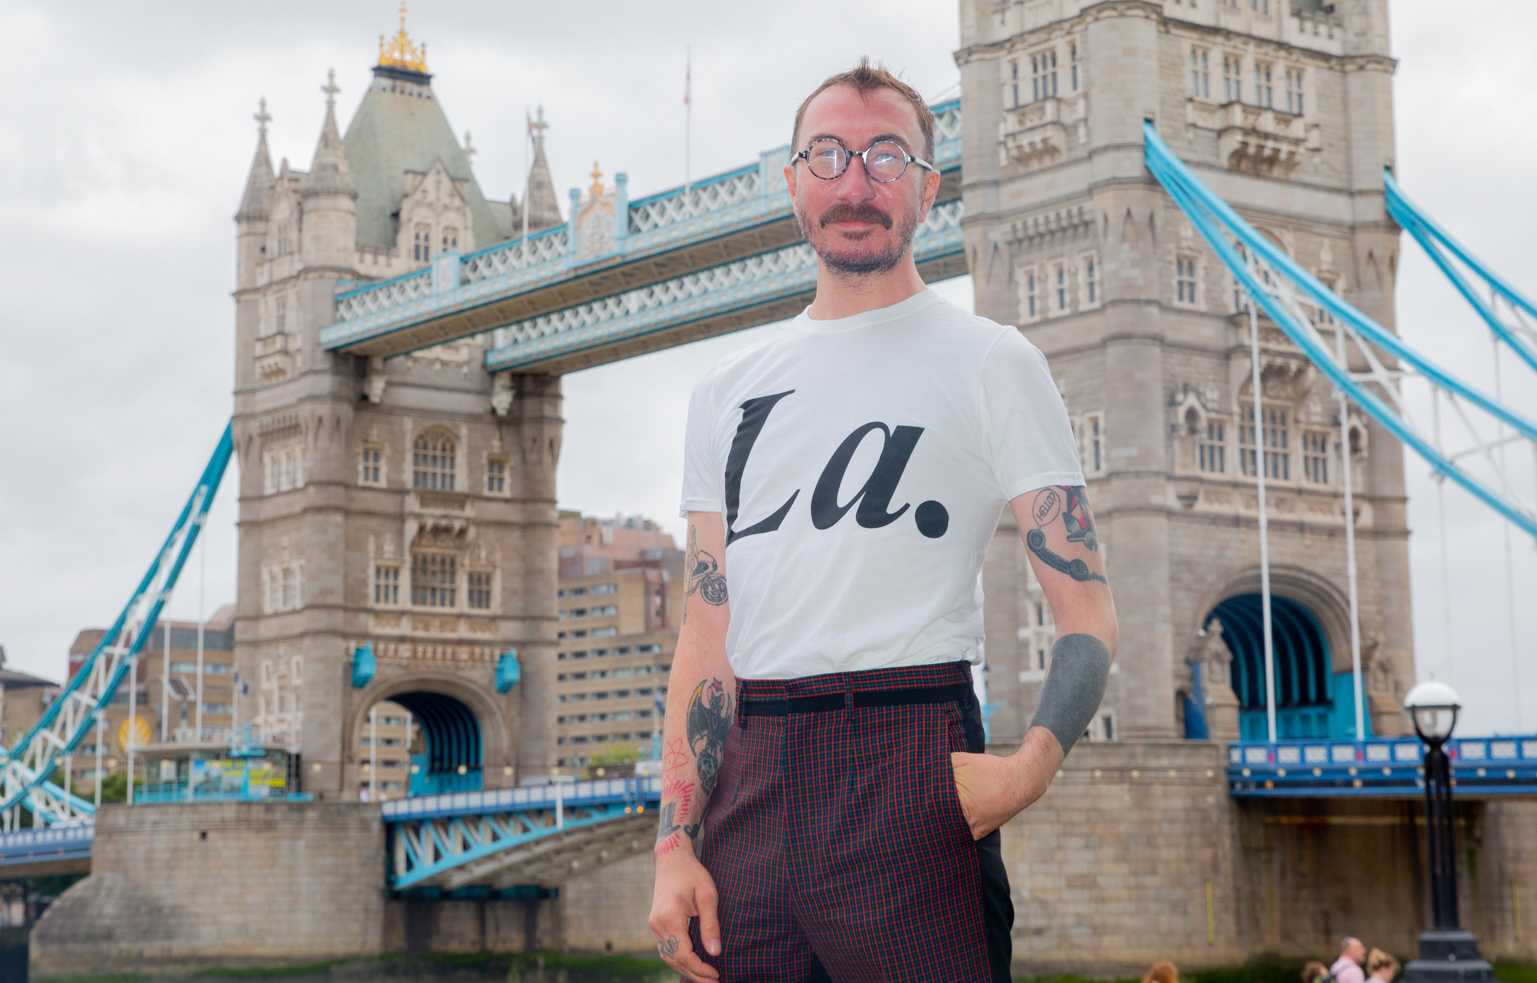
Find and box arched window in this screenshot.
[412,430,456,491]
[441,227,459,252]
[413,224,431,262]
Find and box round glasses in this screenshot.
[792,137,935,183]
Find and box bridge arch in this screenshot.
[1192,566,1365,741]
[350,670,510,794]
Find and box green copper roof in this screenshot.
[342,68,507,251]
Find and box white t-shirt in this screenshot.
[679,289,1083,680]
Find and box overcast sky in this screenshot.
[1,1,1532,734]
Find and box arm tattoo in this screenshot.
[684,525,729,611]
[654,679,733,858]
[1026,485,1109,585]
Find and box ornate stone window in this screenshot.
[467,570,493,610]
[1222,54,1243,104]
[1080,253,1101,308]
[1051,261,1069,314]
[1017,266,1041,323]
[440,227,459,252]
[1190,48,1211,100]
[1254,62,1274,109]
[1030,49,1058,102]
[263,443,308,495]
[1069,41,1080,92]
[374,565,400,605]
[1009,60,1020,109]
[261,563,306,614]
[275,296,287,334]
[1199,420,1227,473]
[1302,430,1330,484]
[1077,411,1106,476]
[485,456,507,495]
[411,553,457,607]
[1285,67,1305,115]
[413,224,431,262]
[1240,404,1290,479]
[1250,0,1269,11]
[1175,253,1201,307]
[412,429,457,491]
[360,444,383,485]
[1085,709,1117,742]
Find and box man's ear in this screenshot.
[784,163,800,221]
[917,166,941,224]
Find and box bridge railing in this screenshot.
[1228,736,1537,797]
[382,776,660,824]
[0,825,93,868]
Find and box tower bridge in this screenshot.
[23,1,1537,972]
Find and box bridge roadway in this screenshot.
[319,101,963,373]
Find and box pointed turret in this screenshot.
[236,99,276,290]
[522,106,563,232]
[300,70,358,272]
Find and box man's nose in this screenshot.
[832,155,877,201]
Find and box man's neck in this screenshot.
[805,256,928,321]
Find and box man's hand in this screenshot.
[649,850,722,982]
[951,726,1065,839]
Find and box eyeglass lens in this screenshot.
[806,139,910,182]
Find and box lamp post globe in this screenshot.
[1405,680,1461,745]
[1400,680,1491,983]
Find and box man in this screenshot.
[649,59,1119,983]
[1331,937,1368,983]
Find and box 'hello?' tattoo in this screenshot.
[1026,485,1108,585]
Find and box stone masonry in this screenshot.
[960,0,1415,743]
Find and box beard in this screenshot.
[798,200,921,278]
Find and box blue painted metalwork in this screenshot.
[391,691,482,794]
[1229,736,1537,797]
[0,825,93,869]
[0,424,233,827]
[1385,170,1537,375]
[382,778,659,889]
[134,784,313,805]
[1143,122,1537,541]
[351,642,376,689]
[484,198,965,373]
[320,101,963,360]
[495,649,520,693]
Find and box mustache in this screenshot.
[818,203,893,229]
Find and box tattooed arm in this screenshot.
[649,512,735,983]
[951,485,1118,839]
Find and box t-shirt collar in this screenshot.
[793,289,944,336]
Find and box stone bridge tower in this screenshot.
[230,16,567,797]
[958,0,1414,742]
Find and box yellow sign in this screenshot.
[117,716,153,752]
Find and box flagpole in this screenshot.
[522,107,531,244]
[684,47,692,197]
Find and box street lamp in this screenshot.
[1401,681,1492,983]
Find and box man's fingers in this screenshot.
[671,948,721,982]
[654,909,719,982]
[696,883,722,957]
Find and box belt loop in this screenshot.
[735,681,748,730]
[842,673,853,713]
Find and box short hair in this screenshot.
[1342,937,1361,953]
[1143,961,1180,983]
[791,57,936,162]
[1302,961,1329,983]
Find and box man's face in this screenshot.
[1346,940,1366,964]
[786,85,940,278]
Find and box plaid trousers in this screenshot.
[688,660,1013,982]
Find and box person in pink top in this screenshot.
[1331,937,1368,983]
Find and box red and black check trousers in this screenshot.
[688,660,1013,982]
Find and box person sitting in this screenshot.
[1367,949,1400,982]
[1331,936,1367,983]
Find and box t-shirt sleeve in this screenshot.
[978,328,1086,501]
[678,371,723,517]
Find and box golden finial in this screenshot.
[378,2,428,73]
[589,161,604,198]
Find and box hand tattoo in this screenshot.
[684,525,729,623]
[1026,485,1109,584]
[659,935,680,958]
